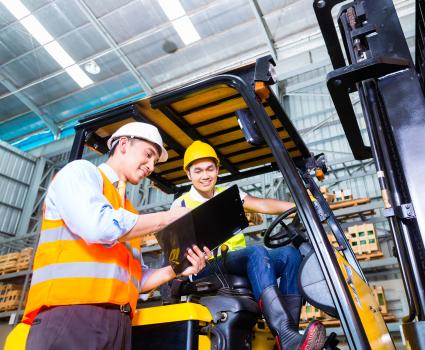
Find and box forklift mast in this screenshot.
[314,0,425,347]
[417,0,425,92]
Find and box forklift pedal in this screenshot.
[323,332,340,350]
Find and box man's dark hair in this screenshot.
[108,137,136,158]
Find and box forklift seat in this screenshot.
[170,274,253,299]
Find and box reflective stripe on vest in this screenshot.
[23,168,142,324]
[38,226,141,262]
[31,262,139,290]
[177,187,246,251]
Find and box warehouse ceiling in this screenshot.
[0,0,415,152]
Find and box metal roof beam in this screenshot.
[248,0,277,61]
[0,75,60,137]
[158,105,240,175]
[75,0,153,95]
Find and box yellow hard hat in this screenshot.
[183,141,220,171]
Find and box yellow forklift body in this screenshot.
[335,251,395,349]
[132,303,213,350]
[132,303,213,326]
[132,303,273,350]
[251,320,276,350]
[198,335,211,350]
[4,322,30,350]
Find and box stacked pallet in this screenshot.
[17,248,33,271]
[334,189,353,202]
[373,285,389,315]
[0,284,23,312]
[0,252,20,275]
[347,224,383,259]
[0,248,33,275]
[328,224,384,260]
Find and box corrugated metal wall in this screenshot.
[0,140,37,237]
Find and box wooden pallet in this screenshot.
[0,261,18,275]
[0,252,20,263]
[0,284,20,296]
[0,252,20,274]
[16,247,33,272]
[0,248,34,274]
[355,251,385,260]
[0,290,22,311]
[16,262,30,272]
[0,267,17,275]
[0,284,23,311]
[330,198,371,210]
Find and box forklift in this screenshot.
[5,0,423,349]
[66,53,396,348]
[65,9,405,346]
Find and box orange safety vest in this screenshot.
[23,169,142,324]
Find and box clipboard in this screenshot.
[155,185,249,274]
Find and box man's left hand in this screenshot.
[180,245,212,277]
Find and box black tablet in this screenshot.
[155,185,249,274]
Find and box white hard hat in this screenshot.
[107,122,168,163]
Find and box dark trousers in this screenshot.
[26,305,131,350]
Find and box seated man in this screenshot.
[171,141,326,350]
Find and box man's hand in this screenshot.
[180,245,212,277]
[167,207,191,225]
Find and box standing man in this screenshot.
[22,122,210,350]
[171,141,326,350]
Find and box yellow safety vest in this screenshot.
[177,187,246,251]
[23,169,142,324]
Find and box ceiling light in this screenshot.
[21,15,53,45]
[65,65,93,88]
[157,0,201,46]
[158,0,185,21]
[1,0,29,19]
[44,41,75,68]
[84,60,101,75]
[172,16,201,45]
[1,0,93,89]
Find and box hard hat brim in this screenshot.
[107,136,168,163]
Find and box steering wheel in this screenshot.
[264,207,307,248]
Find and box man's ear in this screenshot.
[118,137,129,154]
[186,169,192,181]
